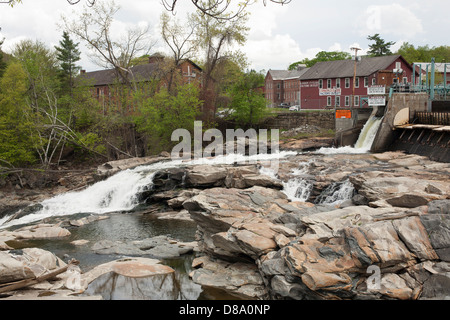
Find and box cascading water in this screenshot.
[315,116,384,155]
[283,178,314,202]
[354,116,384,151]
[315,180,355,206]
[0,151,296,229]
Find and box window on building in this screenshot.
[364,77,369,87]
[345,96,350,106]
[354,96,359,107]
[355,77,360,88]
[396,62,401,70]
[345,78,350,88]
[403,77,408,85]
[336,96,341,107]
[327,79,332,89]
[336,78,341,88]
[319,79,323,89]
[327,96,332,106]
[277,83,281,89]
[372,78,376,85]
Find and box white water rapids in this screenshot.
[0,151,296,229]
[280,115,383,203]
[315,116,384,155]
[0,116,383,229]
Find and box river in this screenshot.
[0,115,385,300]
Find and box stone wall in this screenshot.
[216,112,335,133]
[262,111,335,130]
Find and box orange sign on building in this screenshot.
[336,110,352,119]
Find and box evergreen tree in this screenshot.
[55,31,81,96]
[367,34,396,57]
[0,36,7,79]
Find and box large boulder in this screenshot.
[0,248,66,285]
[349,171,449,208]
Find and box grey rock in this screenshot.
[420,214,450,261]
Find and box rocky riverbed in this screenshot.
[0,142,449,300]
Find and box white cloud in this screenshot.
[244,34,303,71]
[356,4,424,38]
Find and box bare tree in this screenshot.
[160,12,200,91]
[61,0,155,90]
[6,0,292,20]
[193,0,250,120]
[161,0,292,20]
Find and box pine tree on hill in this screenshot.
[55,31,81,96]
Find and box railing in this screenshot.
[415,112,450,125]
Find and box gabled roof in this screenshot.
[80,59,202,87]
[268,68,310,81]
[299,55,409,80]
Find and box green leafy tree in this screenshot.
[229,70,268,126]
[396,42,450,64]
[0,62,37,166]
[367,34,396,57]
[0,38,7,79]
[289,51,351,69]
[135,84,202,154]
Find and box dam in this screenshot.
[335,66,450,163]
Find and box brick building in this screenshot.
[265,55,415,110]
[80,54,202,114]
[265,65,309,108]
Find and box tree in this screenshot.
[162,0,291,20]
[367,34,396,57]
[61,0,154,91]
[229,70,268,126]
[135,84,202,154]
[55,31,81,97]
[7,0,291,17]
[0,62,36,166]
[289,51,351,69]
[193,0,250,120]
[160,12,200,91]
[0,35,7,79]
[396,42,450,64]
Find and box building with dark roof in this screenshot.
[265,65,309,108]
[265,55,416,110]
[79,55,202,114]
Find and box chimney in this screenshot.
[80,70,86,74]
[296,64,307,71]
[148,53,164,64]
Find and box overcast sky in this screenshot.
[0,0,448,72]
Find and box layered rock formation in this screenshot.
[177,152,450,300]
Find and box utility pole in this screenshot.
[351,46,361,108]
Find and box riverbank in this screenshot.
[0,136,449,300]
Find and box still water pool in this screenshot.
[7,212,239,300]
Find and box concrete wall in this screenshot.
[371,92,429,152]
[334,108,373,147]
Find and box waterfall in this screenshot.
[354,116,384,151]
[0,151,297,229]
[315,116,384,155]
[315,180,355,206]
[282,178,314,202]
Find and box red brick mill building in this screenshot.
[265,55,415,109]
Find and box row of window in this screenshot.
[319,77,375,89]
[327,95,361,107]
